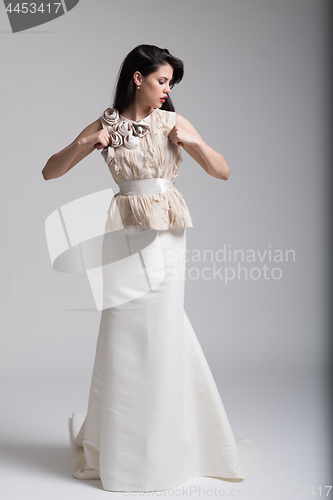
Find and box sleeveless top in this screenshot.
[99,107,193,231]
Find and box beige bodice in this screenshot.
[99,107,193,231]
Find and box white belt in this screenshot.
[118,178,174,196]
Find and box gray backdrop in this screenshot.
[1,0,331,497]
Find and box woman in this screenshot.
[42,44,260,492]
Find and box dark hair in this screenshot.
[112,44,184,114]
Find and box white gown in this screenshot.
[70,107,260,492]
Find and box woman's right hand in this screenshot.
[79,130,111,150]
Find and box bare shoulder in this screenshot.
[175,112,189,127]
[65,118,104,174]
[174,113,208,173]
[175,113,200,136]
[73,117,103,142]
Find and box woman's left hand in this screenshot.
[167,125,200,148]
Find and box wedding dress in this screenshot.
[71,106,260,492]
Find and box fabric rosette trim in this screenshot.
[101,107,151,164]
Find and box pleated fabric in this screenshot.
[99,107,193,231]
[72,227,260,491]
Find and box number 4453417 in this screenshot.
[5,3,62,14]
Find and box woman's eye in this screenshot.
[159,81,165,85]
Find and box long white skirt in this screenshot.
[71,227,260,491]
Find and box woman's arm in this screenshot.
[42,118,109,180]
[169,114,230,180]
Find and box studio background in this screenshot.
[1,0,331,498]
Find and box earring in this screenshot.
[137,86,140,90]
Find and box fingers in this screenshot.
[168,129,180,145]
[94,130,111,150]
[167,127,176,144]
[100,130,111,147]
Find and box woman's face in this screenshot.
[136,63,173,109]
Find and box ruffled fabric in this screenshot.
[99,107,193,230]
